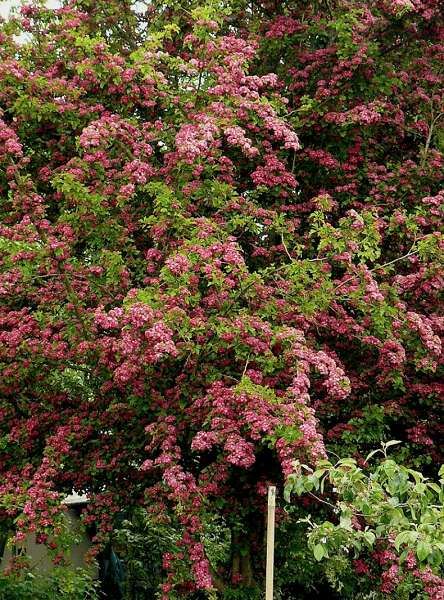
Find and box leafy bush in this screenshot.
[285,444,444,598]
[0,568,98,600]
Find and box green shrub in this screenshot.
[285,443,444,598]
[0,568,98,600]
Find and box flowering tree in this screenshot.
[0,0,442,597]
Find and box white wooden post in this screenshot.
[265,486,276,600]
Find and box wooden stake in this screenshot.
[265,486,276,600]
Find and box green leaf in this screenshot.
[428,483,441,494]
[337,458,357,466]
[363,531,375,546]
[313,544,326,561]
[394,531,411,551]
[384,440,402,449]
[283,484,292,503]
[416,540,432,562]
[365,449,382,462]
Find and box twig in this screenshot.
[421,111,444,168]
[242,355,251,377]
[280,233,293,262]
[333,243,420,293]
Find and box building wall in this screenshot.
[1,508,98,577]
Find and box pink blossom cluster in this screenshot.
[407,312,441,358]
[0,118,23,158]
[353,559,370,575]
[94,304,178,390]
[381,0,415,16]
[191,431,218,451]
[326,102,386,126]
[94,306,123,329]
[223,126,259,157]
[361,267,385,302]
[165,254,191,275]
[163,465,194,495]
[380,564,401,594]
[406,423,434,446]
[252,154,297,189]
[413,567,444,599]
[224,434,255,468]
[377,340,406,381]
[265,16,304,39]
[289,337,351,401]
[188,542,212,589]
[123,159,155,184]
[261,114,301,151]
[144,322,178,361]
[422,191,444,218]
[175,115,219,162]
[78,114,153,160]
[305,148,340,170]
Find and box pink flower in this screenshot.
[224,435,255,468]
[165,254,191,275]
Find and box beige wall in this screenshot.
[1,508,98,577]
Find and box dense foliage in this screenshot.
[0,567,98,599]
[286,445,444,598]
[0,0,442,598]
